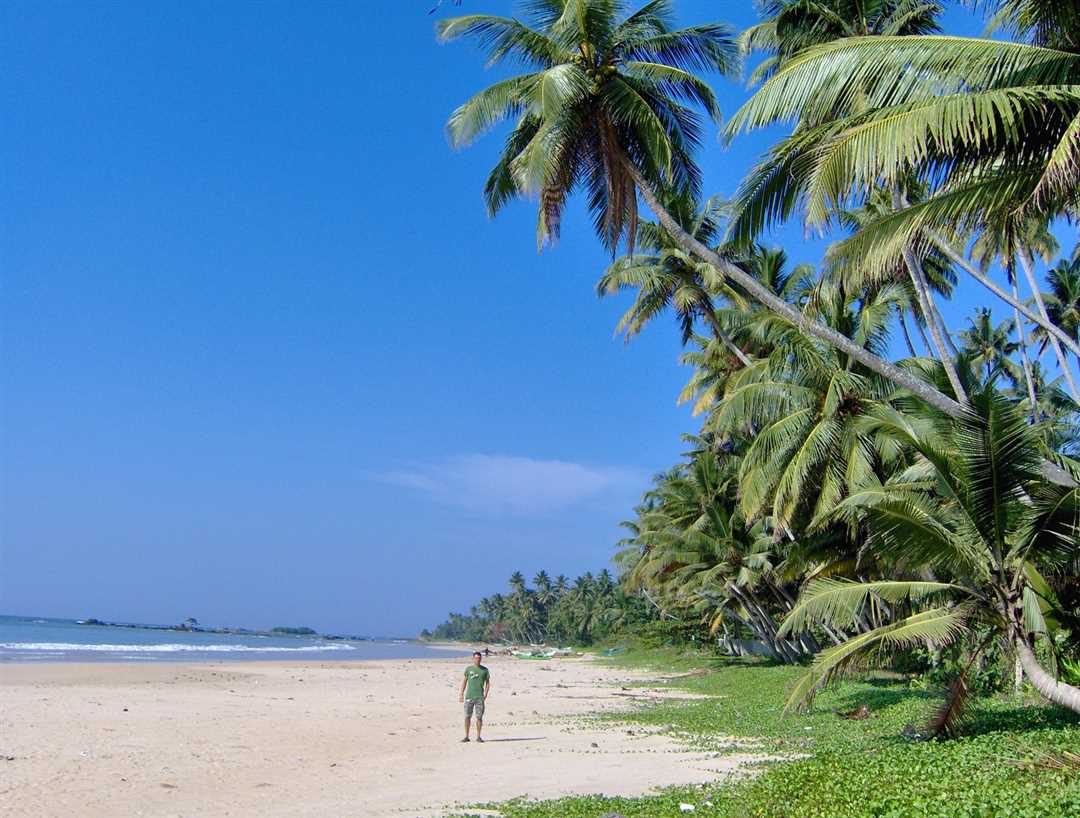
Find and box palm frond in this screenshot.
[786,604,973,711]
[779,579,964,637]
[436,14,569,68]
[727,36,1080,134]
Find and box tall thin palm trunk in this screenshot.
[1018,250,1080,406]
[902,244,968,404]
[914,314,933,356]
[1010,272,1039,420]
[890,189,967,403]
[897,305,917,357]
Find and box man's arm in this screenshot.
[459,675,467,702]
[483,673,491,701]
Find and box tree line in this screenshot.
[424,569,654,645]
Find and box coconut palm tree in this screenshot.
[620,446,822,662]
[738,3,968,401]
[831,182,966,393]
[738,0,943,86]
[782,388,1080,715]
[1041,256,1080,356]
[508,571,527,596]
[703,280,912,535]
[439,0,970,420]
[596,194,752,365]
[957,308,1021,384]
[725,4,1080,365]
[533,570,555,607]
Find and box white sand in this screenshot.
[0,655,757,817]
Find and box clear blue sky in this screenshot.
[0,2,1064,636]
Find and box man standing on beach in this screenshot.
[459,651,490,743]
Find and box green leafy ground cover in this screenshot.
[451,649,1080,818]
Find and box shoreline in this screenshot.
[1,654,758,817]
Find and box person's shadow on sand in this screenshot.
[479,737,546,742]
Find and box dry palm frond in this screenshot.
[928,672,970,738]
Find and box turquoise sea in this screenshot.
[0,615,466,662]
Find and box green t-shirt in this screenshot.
[464,665,489,700]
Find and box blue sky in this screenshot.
[1,2,1070,636]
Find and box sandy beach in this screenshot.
[0,654,757,817]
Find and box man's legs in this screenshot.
[463,715,471,741]
[475,715,483,741]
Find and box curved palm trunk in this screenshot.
[727,584,802,663]
[927,231,1080,360]
[1015,636,1080,714]
[626,166,967,418]
[1018,250,1080,406]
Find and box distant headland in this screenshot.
[74,617,374,642]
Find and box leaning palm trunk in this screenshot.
[1015,637,1080,713]
[1018,250,1080,405]
[626,165,967,418]
[728,584,803,663]
[913,313,934,356]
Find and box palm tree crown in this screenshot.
[438,0,737,251]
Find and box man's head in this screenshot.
[472,651,482,666]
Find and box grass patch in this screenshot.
[451,647,1080,818]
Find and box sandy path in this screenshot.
[0,656,755,817]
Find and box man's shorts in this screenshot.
[464,697,485,719]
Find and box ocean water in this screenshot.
[0,616,466,663]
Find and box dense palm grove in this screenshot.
[423,569,652,644]
[432,0,1080,719]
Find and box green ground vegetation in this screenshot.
[451,647,1080,818]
